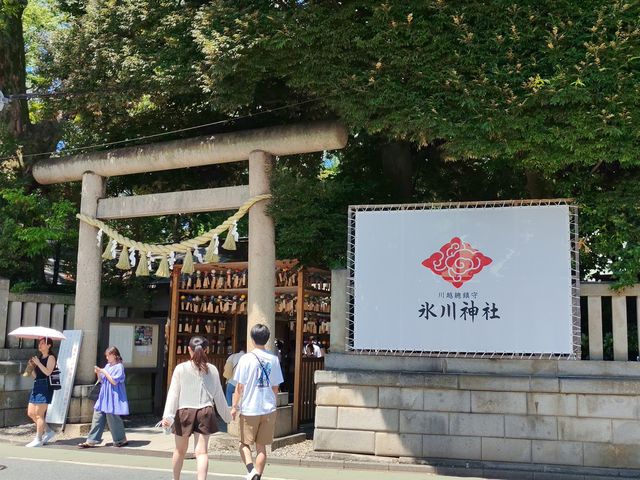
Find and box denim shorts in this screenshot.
[29,378,53,404]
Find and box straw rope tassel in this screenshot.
[222,221,237,251]
[204,235,220,263]
[116,245,131,270]
[102,237,114,260]
[182,248,195,274]
[155,254,170,278]
[136,251,150,276]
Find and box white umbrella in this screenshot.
[8,326,66,340]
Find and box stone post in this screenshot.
[0,277,9,348]
[330,269,348,353]
[74,172,106,384]
[247,150,275,352]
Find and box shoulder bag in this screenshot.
[48,364,62,391]
[88,380,102,401]
[223,358,235,380]
[200,365,217,405]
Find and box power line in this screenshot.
[0,98,321,162]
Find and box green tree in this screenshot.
[13,0,640,287]
[192,1,640,282]
[0,184,77,289]
[1,0,76,289]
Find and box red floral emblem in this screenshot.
[421,237,492,288]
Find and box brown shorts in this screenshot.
[239,411,277,446]
[175,406,218,437]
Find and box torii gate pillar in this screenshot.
[247,150,276,350]
[75,172,106,384]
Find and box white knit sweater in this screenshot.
[163,361,232,424]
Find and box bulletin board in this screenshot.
[99,317,165,414]
[106,322,159,368]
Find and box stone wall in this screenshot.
[229,392,293,439]
[314,354,640,474]
[0,349,34,427]
[68,372,155,424]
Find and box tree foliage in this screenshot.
[1,0,640,288]
[193,1,640,169]
[0,182,77,288]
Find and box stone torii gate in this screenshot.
[33,121,347,385]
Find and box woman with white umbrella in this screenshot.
[26,337,57,447]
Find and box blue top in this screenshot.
[94,362,129,415]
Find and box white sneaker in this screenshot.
[245,468,259,480]
[25,438,43,448]
[42,430,56,444]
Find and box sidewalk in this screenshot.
[0,421,429,474]
[1,422,623,479]
[0,421,304,458]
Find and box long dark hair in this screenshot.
[39,337,55,359]
[189,336,209,373]
[105,346,123,363]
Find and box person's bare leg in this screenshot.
[172,434,189,480]
[34,404,48,436]
[26,403,41,445]
[187,432,199,459]
[255,443,267,475]
[27,403,37,425]
[239,442,253,469]
[194,433,210,480]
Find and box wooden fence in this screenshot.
[581,283,640,361]
[300,357,324,423]
[0,278,132,349]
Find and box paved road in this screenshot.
[0,444,480,480]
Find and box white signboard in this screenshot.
[109,324,134,364]
[47,330,83,425]
[352,204,576,355]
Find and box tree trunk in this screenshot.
[381,141,414,202]
[51,241,61,286]
[0,1,29,137]
[525,169,547,199]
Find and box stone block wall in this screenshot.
[314,354,640,472]
[228,392,294,439]
[68,372,155,424]
[0,349,37,427]
[126,373,154,414]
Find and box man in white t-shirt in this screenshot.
[231,324,284,480]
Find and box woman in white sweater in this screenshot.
[163,336,231,480]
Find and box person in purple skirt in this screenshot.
[78,346,129,448]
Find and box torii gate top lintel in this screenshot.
[33,121,348,185]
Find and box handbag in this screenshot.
[223,359,234,380]
[88,380,102,401]
[48,365,62,391]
